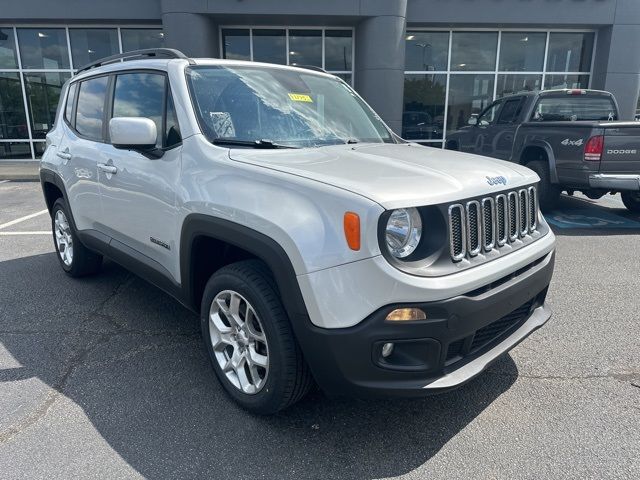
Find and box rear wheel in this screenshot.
[51,198,102,277]
[200,260,313,414]
[621,191,640,212]
[526,160,560,212]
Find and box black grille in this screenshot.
[467,202,480,254]
[496,195,507,245]
[449,205,464,260]
[508,192,518,239]
[519,190,528,236]
[482,199,494,249]
[445,299,535,364]
[528,187,537,231]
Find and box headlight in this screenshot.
[385,208,422,258]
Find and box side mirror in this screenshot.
[110,117,158,152]
[467,115,478,126]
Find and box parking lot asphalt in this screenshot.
[0,181,639,479]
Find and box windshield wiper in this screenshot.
[212,138,296,149]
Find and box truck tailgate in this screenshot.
[600,125,640,174]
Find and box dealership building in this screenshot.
[1,0,639,161]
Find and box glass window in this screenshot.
[0,28,19,69]
[325,30,352,71]
[113,73,165,147]
[497,98,523,124]
[496,74,542,97]
[333,73,352,86]
[0,73,29,139]
[0,142,31,159]
[33,141,46,159]
[402,74,446,140]
[447,74,495,133]
[499,32,546,72]
[544,74,590,90]
[478,101,501,125]
[120,29,164,52]
[186,65,393,147]
[546,32,594,72]
[405,31,449,71]
[289,30,322,67]
[222,29,250,61]
[419,141,443,149]
[253,29,286,65]
[165,91,181,148]
[75,76,108,141]
[532,95,617,122]
[451,32,497,71]
[65,82,77,124]
[17,28,69,70]
[24,72,70,139]
[69,29,118,68]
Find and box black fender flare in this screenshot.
[179,214,310,323]
[518,140,559,184]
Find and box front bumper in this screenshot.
[589,173,640,191]
[294,250,554,398]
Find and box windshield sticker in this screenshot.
[288,93,313,103]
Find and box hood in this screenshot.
[229,143,539,209]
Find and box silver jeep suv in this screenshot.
[40,49,556,414]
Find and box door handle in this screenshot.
[56,151,72,160]
[97,163,117,174]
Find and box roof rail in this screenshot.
[294,65,329,74]
[76,48,194,74]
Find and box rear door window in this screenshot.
[75,76,109,141]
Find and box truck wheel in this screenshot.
[200,260,313,414]
[51,198,102,277]
[621,192,640,212]
[526,161,560,212]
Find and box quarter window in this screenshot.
[75,76,108,141]
[64,83,77,124]
[165,91,182,148]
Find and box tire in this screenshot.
[526,160,560,212]
[621,191,640,212]
[51,198,102,277]
[200,260,313,414]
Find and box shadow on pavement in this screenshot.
[545,194,640,236]
[0,252,519,479]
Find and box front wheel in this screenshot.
[621,191,640,212]
[200,260,313,414]
[51,198,102,277]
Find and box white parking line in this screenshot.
[0,231,51,236]
[0,209,48,230]
[0,180,10,184]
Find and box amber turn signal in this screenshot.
[386,308,427,321]
[343,212,360,251]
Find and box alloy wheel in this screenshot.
[54,209,73,266]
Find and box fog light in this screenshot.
[385,308,426,322]
[381,342,394,358]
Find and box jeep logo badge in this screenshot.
[486,175,507,186]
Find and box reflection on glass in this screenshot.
[253,29,286,65]
[121,29,164,52]
[402,74,446,140]
[544,74,589,90]
[222,29,250,61]
[289,30,322,67]
[186,66,393,147]
[75,76,109,141]
[499,32,546,72]
[0,28,18,69]
[0,142,31,159]
[24,72,71,139]
[447,74,495,133]
[404,31,449,71]
[0,73,29,139]
[325,30,352,71]
[451,32,497,71]
[65,82,77,124]
[113,73,165,146]
[546,33,594,72]
[17,28,69,69]
[497,74,542,97]
[69,29,118,68]
[33,141,46,159]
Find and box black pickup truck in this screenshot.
[446,89,640,211]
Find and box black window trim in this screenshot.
[477,100,503,126]
[65,72,111,144]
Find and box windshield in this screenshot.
[186,65,395,148]
[531,96,618,122]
